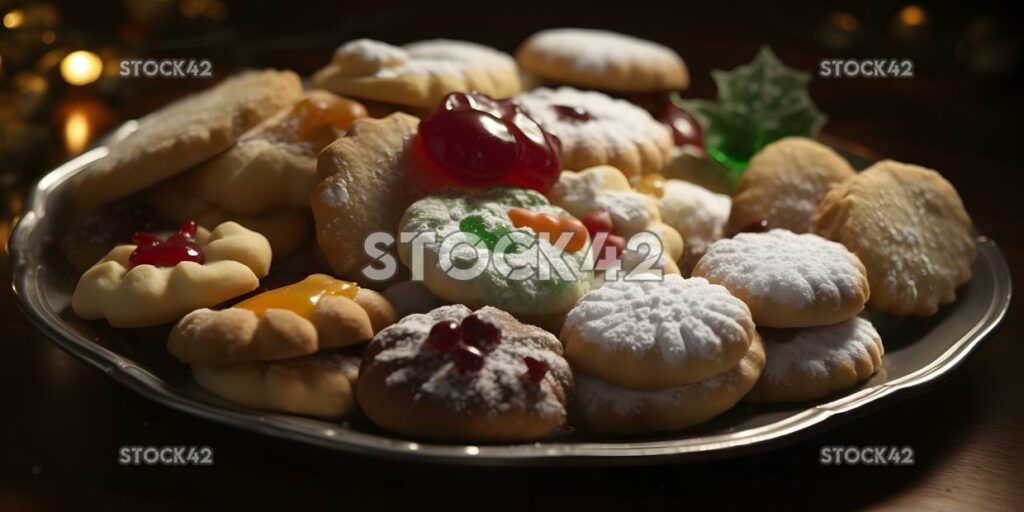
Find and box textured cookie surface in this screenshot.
[658,179,731,275]
[811,160,975,316]
[728,137,855,234]
[693,229,869,328]
[516,28,689,93]
[746,317,884,403]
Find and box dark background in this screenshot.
[1,1,1022,510]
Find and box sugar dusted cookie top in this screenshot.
[659,179,731,272]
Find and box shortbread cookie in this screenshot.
[168,275,397,365]
[728,137,855,234]
[72,221,271,328]
[357,305,574,441]
[562,274,755,390]
[70,70,302,208]
[517,87,673,178]
[193,352,361,419]
[746,317,884,403]
[811,160,976,316]
[516,28,689,93]
[312,38,521,110]
[397,187,594,316]
[574,335,764,434]
[174,90,368,216]
[655,178,732,275]
[692,230,870,328]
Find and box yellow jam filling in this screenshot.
[234,274,359,319]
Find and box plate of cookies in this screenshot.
[10,29,1010,465]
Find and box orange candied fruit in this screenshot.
[234,274,359,320]
[635,173,667,198]
[507,207,588,252]
[292,96,368,140]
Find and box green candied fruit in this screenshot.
[459,215,517,253]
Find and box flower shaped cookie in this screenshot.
[71,221,272,328]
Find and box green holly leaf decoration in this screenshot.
[676,46,827,181]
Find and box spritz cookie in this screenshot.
[561,274,755,390]
[573,335,764,434]
[516,28,689,93]
[692,229,869,328]
[812,160,976,316]
[746,317,884,403]
[728,137,855,234]
[70,70,302,208]
[357,305,574,441]
[517,87,673,178]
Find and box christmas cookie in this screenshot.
[168,274,397,365]
[746,317,884,403]
[357,305,573,441]
[71,221,271,328]
[640,176,731,275]
[70,70,302,208]
[397,187,594,316]
[312,38,520,110]
[811,160,976,316]
[515,28,689,93]
[561,274,756,390]
[517,87,674,178]
[193,352,361,418]
[728,137,855,234]
[692,229,869,328]
[573,335,764,434]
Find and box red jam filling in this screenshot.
[128,221,204,268]
[657,101,704,150]
[418,92,562,192]
[580,210,625,267]
[551,104,591,123]
[426,314,502,374]
[523,356,550,384]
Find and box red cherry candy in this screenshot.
[580,210,614,238]
[657,102,704,150]
[551,104,591,123]
[427,320,462,353]
[461,314,501,352]
[452,345,485,374]
[523,356,550,384]
[128,221,204,268]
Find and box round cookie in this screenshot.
[357,305,574,441]
[811,160,976,316]
[397,187,595,316]
[312,38,521,110]
[516,28,689,93]
[70,69,302,208]
[574,335,764,434]
[193,352,361,419]
[728,137,855,234]
[693,229,869,328]
[746,317,884,403]
[517,87,673,178]
[652,178,731,275]
[561,274,755,390]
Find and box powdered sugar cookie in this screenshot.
[746,317,884,402]
[728,137,855,234]
[811,160,975,316]
[357,305,573,441]
[574,335,764,434]
[193,352,361,418]
[692,229,869,328]
[70,70,302,208]
[637,175,731,275]
[517,87,673,178]
[312,38,521,110]
[516,28,689,93]
[562,274,755,390]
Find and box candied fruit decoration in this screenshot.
[128,221,204,268]
[507,207,588,252]
[736,219,769,235]
[635,173,667,198]
[293,96,368,139]
[427,320,462,353]
[461,314,502,353]
[234,274,358,320]
[418,92,561,192]
[459,215,506,251]
[551,104,592,123]
[523,356,551,384]
[657,101,704,150]
[452,345,485,374]
[580,210,614,239]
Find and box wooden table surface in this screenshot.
[1,3,1022,510]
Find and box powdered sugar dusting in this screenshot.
[524,28,683,74]
[660,179,731,259]
[760,317,882,383]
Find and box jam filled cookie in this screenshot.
[517,87,674,178]
[574,335,764,434]
[811,160,976,316]
[561,274,756,390]
[312,39,521,110]
[193,352,361,419]
[397,187,594,316]
[728,137,855,234]
[746,317,884,403]
[70,70,302,208]
[516,28,689,93]
[693,229,869,328]
[636,174,731,275]
[72,221,271,328]
[357,305,574,441]
[168,274,397,365]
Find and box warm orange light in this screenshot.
[65,109,91,155]
[3,9,23,29]
[41,30,55,44]
[830,12,859,32]
[899,5,927,26]
[60,50,103,86]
